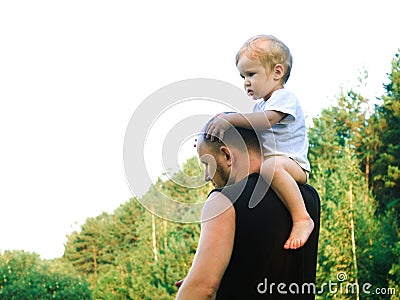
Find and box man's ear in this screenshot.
[220,146,232,166]
[273,64,284,81]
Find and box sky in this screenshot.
[0,0,399,259]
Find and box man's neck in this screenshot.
[232,156,262,184]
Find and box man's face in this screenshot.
[197,140,230,188]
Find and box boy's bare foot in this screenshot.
[283,218,314,250]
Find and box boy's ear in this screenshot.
[273,64,284,80]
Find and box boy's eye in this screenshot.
[239,74,244,79]
[249,72,255,77]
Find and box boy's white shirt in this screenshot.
[253,88,310,172]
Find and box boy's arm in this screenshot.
[226,111,286,129]
[175,192,235,300]
[206,111,285,140]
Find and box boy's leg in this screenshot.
[260,156,314,249]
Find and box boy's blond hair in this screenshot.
[235,35,293,84]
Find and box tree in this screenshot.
[370,50,400,216]
[310,145,386,299]
[308,80,397,298]
[0,250,91,299]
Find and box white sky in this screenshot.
[0,0,399,259]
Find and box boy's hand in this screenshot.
[206,113,232,141]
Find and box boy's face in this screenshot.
[236,54,280,101]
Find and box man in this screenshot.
[175,122,320,299]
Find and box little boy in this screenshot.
[206,35,314,249]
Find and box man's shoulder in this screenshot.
[209,173,261,198]
[209,173,276,209]
[209,174,320,212]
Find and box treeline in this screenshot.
[0,250,91,299]
[1,51,399,299]
[308,51,400,298]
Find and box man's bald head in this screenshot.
[196,116,263,187]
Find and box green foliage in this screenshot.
[308,53,400,298]
[310,146,395,299]
[63,203,144,283]
[370,50,400,216]
[0,250,91,299]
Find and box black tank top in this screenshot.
[212,173,320,299]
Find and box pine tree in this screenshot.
[308,82,397,299]
[370,50,400,216]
